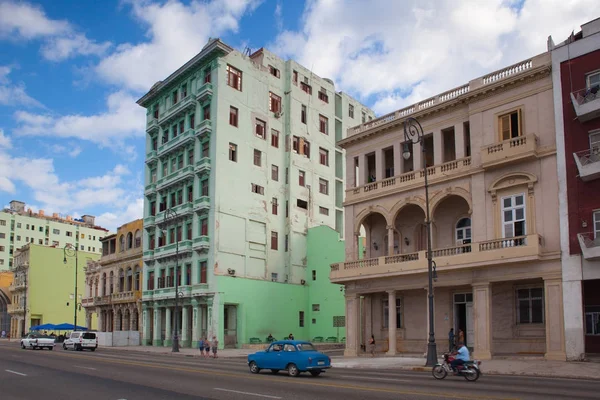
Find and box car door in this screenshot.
[281,343,299,370]
[261,344,278,369]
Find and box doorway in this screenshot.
[453,292,473,348]
[224,305,238,348]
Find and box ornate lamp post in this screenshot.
[403,117,438,367]
[63,243,79,331]
[162,208,180,353]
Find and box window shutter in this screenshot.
[501,115,510,141]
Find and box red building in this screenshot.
[551,17,600,359]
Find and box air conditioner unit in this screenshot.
[456,239,471,245]
[300,279,306,285]
[274,112,281,119]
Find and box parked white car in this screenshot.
[63,331,98,351]
[21,333,55,350]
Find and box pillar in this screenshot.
[344,293,360,357]
[544,278,566,360]
[85,312,92,330]
[142,306,151,345]
[472,283,492,360]
[393,142,402,176]
[97,309,104,332]
[433,129,443,165]
[387,225,395,256]
[192,302,200,346]
[152,305,162,346]
[113,309,119,332]
[181,305,190,347]
[207,297,214,340]
[375,148,384,181]
[387,290,397,355]
[413,141,422,172]
[363,295,372,353]
[358,154,366,186]
[164,307,172,346]
[455,122,465,160]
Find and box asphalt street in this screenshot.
[1,341,599,400]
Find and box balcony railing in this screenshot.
[146,118,159,134]
[196,82,213,103]
[111,290,141,303]
[144,215,156,228]
[8,281,26,291]
[346,157,471,204]
[157,129,195,157]
[577,232,600,260]
[146,150,157,163]
[82,297,94,306]
[193,236,210,252]
[194,196,210,214]
[144,182,157,195]
[570,86,600,122]
[154,240,193,261]
[481,134,539,169]
[195,157,211,176]
[330,234,542,281]
[573,148,600,182]
[195,120,212,139]
[7,304,24,314]
[158,95,196,126]
[156,165,194,191]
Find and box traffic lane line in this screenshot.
[340,375,411,383]
[5,369,27,376]
[73,365,97,370]
[214,388,282,399]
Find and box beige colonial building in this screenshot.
[334,52,566,361]
[83,219,143,337]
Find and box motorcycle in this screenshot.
[432,353,481,382]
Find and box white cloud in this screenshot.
[0,129,12,149]
[271,0,600,114]
[0,65,43,108]
[96,0,262,91]
[95,197,144,232]
[0,0,111,61]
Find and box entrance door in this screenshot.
[453,293,473,348]
[466,303,474,349]
[224,305,237,348]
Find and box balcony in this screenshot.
[144,182,157,195]
[330,234,543,282]
[146,118,159,134]
[196,82,213,103]
[157,128,195,157]
[195,120,212,139]
[143,250,155,262]
[481,134,539,169]
[94,295,112,306]
[82,297,94,307]
[570,86,600,122]
[111,290,142,304]
[8,281,26,292]
[7,304,24,314]
[146,150,157,164]
[573,148,600,182]
[194,196,210,214]
[193,236,210,252]
[345,157,472,204]
[154,240,193,261]
[156,165,194,191]
[172,202,194,218]
[195,157,211,176]
[158,95,196,126]
[144,216,156,228]
[577,232,600,260]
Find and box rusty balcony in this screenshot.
[573,148,600,182]
[330,234,543,282]
[481,134,539,169]
[570,86,600,122]
[577,232,600,260]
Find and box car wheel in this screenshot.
[309,370,321,377]
[21,343,25,349]
[63,343,67,350]
[249,361,260,374]
[90,348,96,352]
[270,369,280,374]
[48,347,53,351]
[77,345,82,351]
[287,363,300,377]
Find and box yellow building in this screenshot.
[0,271,12,334]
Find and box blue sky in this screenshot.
[0,0,597,231]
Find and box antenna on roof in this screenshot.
[243,46,252,57]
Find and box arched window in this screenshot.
[134,230,142,248]
[109,271,114,294]
[102,273,107,296]
[127,232,133,249]
[126,267,133,292]
[119,269,125,292]
[134,266,141,291]
[456,218,472,244]
[119,235,125,252]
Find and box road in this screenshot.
[1,341,599,400]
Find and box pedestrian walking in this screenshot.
[458,328,465,346]
[198,337,205,357]
[368,334,375,357]
[448,328,455,352]
[204,338,210,358]
[211,336,219,358]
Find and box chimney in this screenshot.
[66,215,72,221]
[39,210,44,216]
[9,200,25,213]
[52,213,59,218]
[82,215,96,225]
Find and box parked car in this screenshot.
[247,340,331,377]
[21,333,55,350]
[63,331,98,351]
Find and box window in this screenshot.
[594,210,600,239]
[229,106,238,127]
[319,207,329,216]
[53,229,60,234]
[182,83,187,98]
[298,170,305,186]
[201,219,208,236]
[362,111,366,123]
[172,90,178,105]
[286,201,289,217]
[502,194,526,238]
[312,270,316,280]
[188,185,193,203]
[201,180,209,196]
[517,287,544,324]
[349,104,354,118]
[318,89,328,103]
[271,165,279,181]
[229,143,237,162]
[152,136,158,150]
[499,110,522,140]
[587,71,600,89]
[271,272,278,282]
[292,136,311,158]
[200,261,207,283]
[456,218,472,244]
[300,82,312,94]
[203,105,210,120]
[204,67,211,84]
[0,233,4,239]
[226,64,242,91]
[0,246,4,252]
[589,132,600,153]
[179,120,184,134]
[202,141,209,158]
[319,178,329,195]
[271,231,278,250]
[319,115,328,134]
[586,311,600,335]
[297,199,308,209]
[190,113,195,129]
[188,149,194,165]
[16,235,21,241]
[319,147,329,166]
[17,223,21,228]
[312,304,320,312]
[293,70,298,84]
[255,119,266,139]
[383,298,402,328]
[299,311,305,327]
[271,129,279,148]
[253,149,262,167]
[251,184,264,195]
[269,65,280,78]
[178,154,184,169]
[301,105,307,124]
[269,92,282,113]
[272,198,278,215]
[0,220,5,226]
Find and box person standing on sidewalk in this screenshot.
[448,328,455,352]
[198,337,205,357]
[204,338,210,358]
[211,336,219,359]
[368,334,375,357]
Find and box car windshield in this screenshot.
[296,343,317,351]
[82,333,95,339]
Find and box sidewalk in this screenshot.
[331,355,600,380]
[101,345,254,358]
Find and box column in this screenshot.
[85,312,92,330]
[358,154,367,186]
[181,306,190,347]
[129,309,135,331]
[165,307,172,346]
[152,306,162,346]
[97,310,104,332]
[387,225,395,256]
[112,309,119,332]
[354,233,360,260]
[472,283,492,360]
[375,148,384,181]
[206,297,214,339]
[142,306,151,345]
[433,129,443,165]
[363,294,372,354]
[393,142,402,175]
[387,290,397,355]
[455,123,465,160]
[544,278,566,360]
[344,293,360,357]
[192,302,200,346]
[413,142,422,172]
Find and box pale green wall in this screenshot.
[29,245,99,330]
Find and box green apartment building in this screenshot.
[137,39,374,348]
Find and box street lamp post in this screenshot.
[162,208,180,353]
[63,243,79,331]
[403,117,438,367]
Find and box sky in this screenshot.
[0,0,598,232]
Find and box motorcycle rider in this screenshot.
[450,341,470,373]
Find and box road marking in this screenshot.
[214,388,281,399]
[5,369,27,376]
[340,375,411,383]
[73,365,97,370]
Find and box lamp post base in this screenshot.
[172,338,180,353]
[425,342,438,367]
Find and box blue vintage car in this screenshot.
[247,340,331,377]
